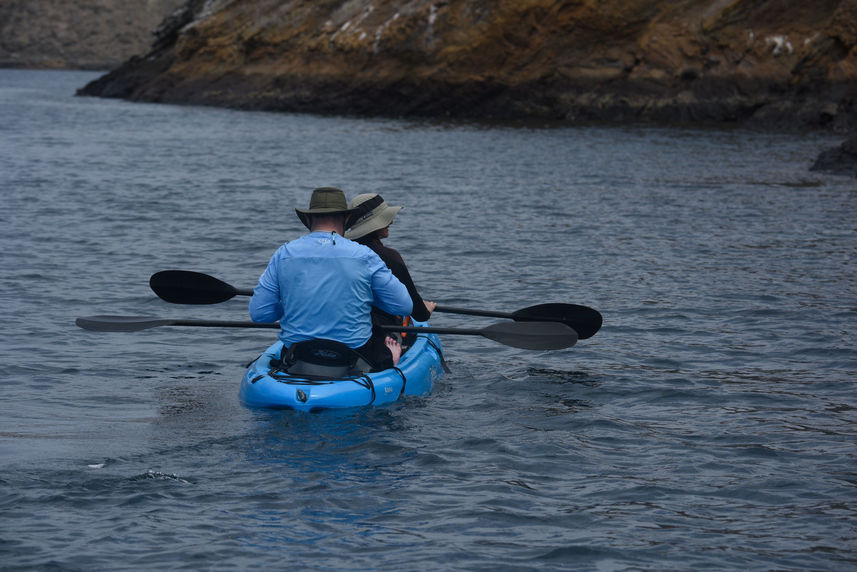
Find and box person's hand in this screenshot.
[424,300,437,315]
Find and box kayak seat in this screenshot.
[273,339,370,378]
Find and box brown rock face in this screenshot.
[78,0,857,130]
[0,0,185,69]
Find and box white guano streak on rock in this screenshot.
[373,12,399,55]
[766,35,794,55]
[200,0,229,23]
[182,0,231,32]
[330,20,350,45]
[427,4,438,50]
[329,4,375,48]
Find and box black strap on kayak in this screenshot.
[268,346,291,371]
[393,367,406,396]
[266,351,338,384]
[424,337,451,374]
[259,346,375,407]
[270,373,336,385]
[351,374,376,405]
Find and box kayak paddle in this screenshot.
[75,315,578,350]
[149,270,602,339]
[150,270,253,304]
[433,303,601,340]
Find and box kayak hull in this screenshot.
[239,324,444,411]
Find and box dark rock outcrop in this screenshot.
[76,0,857,130]
[811,135,857,177]
[0,0,185,69]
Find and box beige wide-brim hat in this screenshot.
[345,193,403,240]
[295,186,361,230]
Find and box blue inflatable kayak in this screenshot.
[239,324,445,411]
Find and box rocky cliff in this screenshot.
[0,0,185,69]
[78,0,857,130]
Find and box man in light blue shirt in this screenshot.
[249,187,413,369]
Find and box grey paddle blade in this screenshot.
[480,321,578,350]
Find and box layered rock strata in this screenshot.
[77,0,857,130]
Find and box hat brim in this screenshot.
[295,207,361,230]
[344,205,402,240]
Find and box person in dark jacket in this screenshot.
[345,193,436,353]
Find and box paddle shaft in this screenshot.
[76,317,528,336]
[148,270,601,339]
[178,292,575,322]
[75,316,577,349]
[177,292,516,315]
[169,320,274,329]
[434,305,514,319]
[389,325,484,335]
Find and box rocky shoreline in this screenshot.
[811,135,857,177]
[5,0,855,174]
[76,0,857,134]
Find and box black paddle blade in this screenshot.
[512,303,602,340]
[150,270,239,304]
[480,321,578,350]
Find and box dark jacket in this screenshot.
[359,237,431,323]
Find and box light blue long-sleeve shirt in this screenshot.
[249,231,413,348]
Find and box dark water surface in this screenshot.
[1,69,856,570]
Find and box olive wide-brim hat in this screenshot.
[295,187,361,230]
[344,193,403,240]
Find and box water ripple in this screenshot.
[1,69,855,570]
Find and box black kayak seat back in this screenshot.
[272,339,371,377]
[288,339,360,367]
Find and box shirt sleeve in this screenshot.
[249,251,284,323]
[368,253,413,317]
